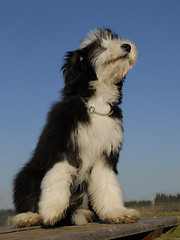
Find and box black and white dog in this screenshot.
[13,28,140,227]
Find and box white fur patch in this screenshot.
[89,80,120,107]
[38,160,77,225]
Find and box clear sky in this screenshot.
[0,0,180,209]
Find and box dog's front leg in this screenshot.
[38,160,77,226]
[88,160,140,224]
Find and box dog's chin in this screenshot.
[118,53,129,59]
[106,53,129,65]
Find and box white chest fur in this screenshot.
[77,115,122,157]
[71,113,123,183]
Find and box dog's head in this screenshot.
[62,28,137,96]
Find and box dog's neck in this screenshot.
[79,96,113,117]
[90,80,120,104]
[80,80,121,116]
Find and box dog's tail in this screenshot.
[13,212,42,227]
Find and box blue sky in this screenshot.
[0,0,180,209]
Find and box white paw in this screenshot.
[101,208,140,224]
[40,208,66,226]
[71,209,95,225]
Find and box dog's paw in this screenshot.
[103,208,140,224]
[40,208,66,226]
[43,214,65,226]
[13,212,42,227]
[71,209,96,225]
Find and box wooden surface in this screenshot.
[0,216,179,240]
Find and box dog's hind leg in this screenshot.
[38,160,77,226]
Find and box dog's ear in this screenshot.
[62,48,97,82]
[62,50,86,83]
[61,48,97,97]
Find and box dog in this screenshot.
[13,28,140,227]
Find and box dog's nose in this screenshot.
[121,44,131,53]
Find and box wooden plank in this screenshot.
[0,216,179,240]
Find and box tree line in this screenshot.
[154,193,180,205]
[125,193,180,208]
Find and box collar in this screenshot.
[79,95,113,117]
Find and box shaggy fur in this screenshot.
[13,28,140,227]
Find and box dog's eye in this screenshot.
[97,45,106,51]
